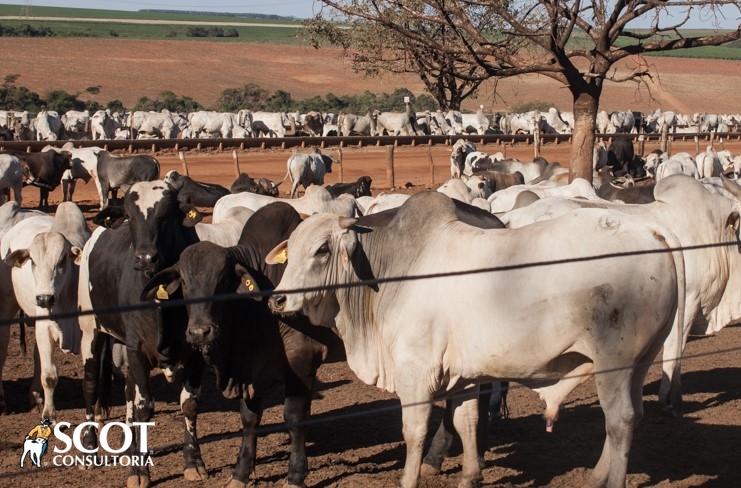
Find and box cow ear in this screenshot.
[4,249,30,268]
[70,247,82,266]
[141,266,181,302]
[339,231,357,271]
[265,240,288,265]
[234,263,262,301]
[726,211,740,234]
[93,206,126,228]
[181,205,203,227]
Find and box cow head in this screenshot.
[267,214,361,326]
[355,176,373,198]
[319,153,334,174]
[95,181,194,275]
[4,232,81,310]
[257,177,280,197]
[141,242,261,355]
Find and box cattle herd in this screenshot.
[1,106,741,141]
[1,131,741,488]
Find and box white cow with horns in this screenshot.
[266,191,685,488]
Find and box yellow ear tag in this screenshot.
[274,248,288,264]
[187,209,198,220]
[156,284,169,301]
[244,278,254,291]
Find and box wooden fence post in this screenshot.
[386,145,395,189]
[338,142,344,183]
[427,139,435,186]
[179,151,189,176]
[232,150,241,177]
[659,124,668,153]
[667,135,673,157]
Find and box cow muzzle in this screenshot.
[268,294,287,313]
[36,294,55,309]
[187,323,215,346]
[134,252,159,271]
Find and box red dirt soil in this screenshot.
[3,38,741,113]
[1,142,741,487]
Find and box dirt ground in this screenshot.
[4,38,741,113]
[1,142,741,487]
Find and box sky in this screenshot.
[0,1,738,28]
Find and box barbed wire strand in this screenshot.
[0,239,737,327]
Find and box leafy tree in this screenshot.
[215,84,270,111]
[45,90,86,112]
[315,0,741,179]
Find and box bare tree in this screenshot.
[316,0,741,179]
[304,16,489,110]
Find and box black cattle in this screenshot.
[597,171,655,203]
[11,150,71,209]
[141,202,341,486]
[477,170,525,191]
[326,176,373,198]
[95,151,160,209]
[84,180,200,488]
[230,172,280,196]
[602,139,646,178]
[165,170,230,208]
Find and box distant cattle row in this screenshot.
[2,106,739,142]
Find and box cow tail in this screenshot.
[19,311,27,355]
[665,227,686,400]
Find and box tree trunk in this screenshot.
[569,87,600,182]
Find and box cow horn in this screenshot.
[721,176,741,199]
[338,217,358,229]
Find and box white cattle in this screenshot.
[284,149,335,198]
[61,110,90,137]
[187,111,236,138]
[127,110,179,139]
[90,110,123,140]
[337,111,377,136]
[356,193,410,215]
[695,146,722,178]
[500,176,741,413]
[0,154,23,205]
[437,177,489,204]
[267,191,684,488]
[449,139,477,178]
[194,206,253,247]
[596,110,613,133]
[540,107,571,133]
[0,202,89,421]
[34,110,63,141]
[375,111,418,136]
[249,111,297,137]
[488,178,598,213]
[609,111,635,133]
[655,153,699,181]
[213,184,357,222]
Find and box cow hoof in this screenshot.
[420,463,441,477]
[224,477,248,488]
[660,404,680,418]
[126,474,150,488]
[184,466,208,481]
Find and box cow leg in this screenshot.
[0,324,9,413]
[34,321,59,422]
[290,180,299,199]
[658,314,693,415]
[397,382,433,488]
[227,395,262,487]
[451,387,482,488]
[127,348,154,488]
[30,345,43,412]
[181,355,208,481]
[63,180,76,202]
[13,182,21,206]
[95,333,114,421]
[421,399,454,476]
[39,188,49,210]
[94,175,106,210]
[589,366,635,488]
[80,327,105,450]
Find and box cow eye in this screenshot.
[315,242,330,256]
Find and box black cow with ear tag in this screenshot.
[141,201,341,488]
